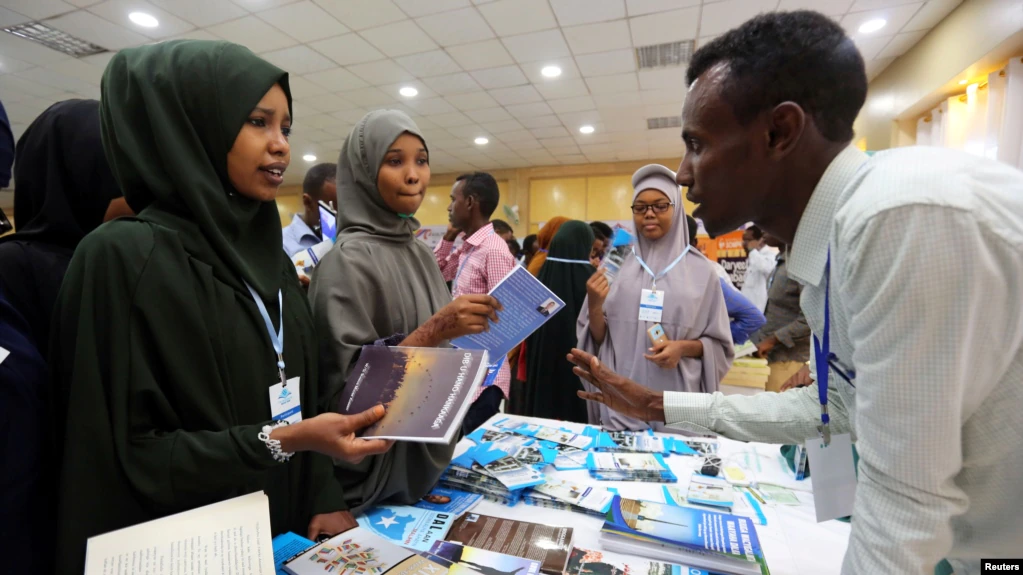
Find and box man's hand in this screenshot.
[779,364,812,392]
[644,340,685,369]
[568,348,665,422]
[443,225,461,242]
[755,335,778,358]
[307,511,357,540]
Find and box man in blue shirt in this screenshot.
[282,162,336,256]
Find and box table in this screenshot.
[456,414,850,575]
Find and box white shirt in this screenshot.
[740,245,778,312]
[710,260,734,287]
[664,146,1023,574]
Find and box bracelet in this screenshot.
[259,421,294,462]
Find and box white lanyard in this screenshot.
[453,229,494,292]
[635,245,690,290]
[244,282,287,387]
[545,257,592,265]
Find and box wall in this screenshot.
[855,0,1023,150]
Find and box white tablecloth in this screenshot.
[457,414,850,575]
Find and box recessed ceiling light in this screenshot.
[858,18,886,34]
[958,79,968,85]
[303,154,317,162]
[579,125,595,134]
[129,12,159,28]
[474,137,489,145]
[541,65,562,78]
[399,86,418,98]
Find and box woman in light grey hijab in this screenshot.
[310,110,499,511]
[577,164,733,431]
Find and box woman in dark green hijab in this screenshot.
[50,40,391,574]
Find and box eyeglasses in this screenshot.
[630,202,674,215]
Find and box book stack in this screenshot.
[522,477,615,518]
[565,546,722,575]
[592,430,671,454]
[439,463,525,506]
[720,357,771,392]
[586,452,678,483]
[445,513,574,575]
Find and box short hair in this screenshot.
[686,215,698,246]
[491,219,513,236]
[590,221,613,241]
[506,238,522,258]
[455,171,500,217]
[745,225,763,239]
[303,163,337,199]
[522,234,537,252]
[686,11,867,143]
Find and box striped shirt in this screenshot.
[434,222,516,400]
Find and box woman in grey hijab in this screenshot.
[577,164,733,431]
[310,110,499,511]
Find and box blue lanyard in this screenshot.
[635,245,690,290]
[244,282,287,387]
[545,257,591,265]
[453,230,494,293]
[811,249,858,447]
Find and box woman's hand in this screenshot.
[307,511,357,540]
[585,268,610,308]
[644,340,702,368]
[428,294,502,341]
[273,407,394,463]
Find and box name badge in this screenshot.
[805,433,857,522]
[638,289,665,322]
[269,377,303,424]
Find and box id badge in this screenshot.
[638,289,665,322]
[268,377,303,424]
[805,433,857,522]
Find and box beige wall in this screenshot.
[855,0,1023,150]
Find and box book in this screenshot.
[414,487,483,516]
[600,497,769,575]
[282,527,447,575]
[686,474,735,508]
[85,491,275,575]
[427,541,543,575]
[597,431,669,454]
[339,346,489,443]
[445,512,573,575]
[531,478,615,514]
[274,533,316,575]
[663,486,767,527]
[565,547,720,575]
[356,503,458,552]
[451,265,566,359]
[586,452,678,483]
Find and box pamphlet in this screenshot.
[413,487,483,516]
[686,474,735,508]
[282,527,446,575]
[533,478,615,514]
[356,504,457,552]
[427,541,542,575]
[445,513,573,575]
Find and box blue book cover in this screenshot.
[414,487,483,516]
[452,265,566,358]
[356,504,457,552]
[272,532,315,575]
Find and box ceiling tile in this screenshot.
[551,0,625,26]
[470,66,528,89]
[644,102,681,119]
[88,0,196,39]
[339,87,397,107]
[594,91,643,108]
[502,29,571,64]
[586,73,639,94]
[207,15,298,53]
[531,126,570,139]
[625,0,700,17]
[506,102,555,118]
[2,0,75,19]
[564,19,632,55]
[297,93,357,113]
[430,111,476,127]
[558,109,603,125]
[416,7,494,47]
[360,19,438,57]
[68,0,105,5]
[233,0,304,11]
[305,67,369,91]
[519,115,562,128]
[15,67,97,93]
[841,3,923,38]
[853,33,893,60]
[447,39,514,70]
[0,29,70,67]
[421,72,480,95]
[541,136,577,147]
[331,108,370,123]
[288,75,330,97]
[576,49,637,76]
[393,0,470,17]
[262,45,337,75]
[700,0,778,38]
[481,119,524,133]
[380,81,438,100]
[395,50,462,77]
[0,6,34,27]
[169,29,220,41]
[548,95,595,114]
[878,29,927,58]
[522,58,580,83]
[0,74,64,98]
[904,0,961,32]
[446,124,487,138]
[309,34,386,66]
[44,9,149,50]
[257,1,348,42]
[466,107,512,123]
[444,91,500,111]
[628,6,698,45]
[850,0,923,11]
[638,67,685,91]
[348,59,415,85]
[777,0,854,15]
[535,77,590,100]
[641,89,681,106]
[150,0,246,27]
[45,57,105,85]
[478,0,558,36]
[865,56,895,80]
[0,54,33,75]
[497,129,536,142]
[312,0,407,30]
[405,97,457,115]
[489,85,542,106]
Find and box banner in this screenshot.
[694,229,747,289]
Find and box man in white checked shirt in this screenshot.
[570,11,1022,575]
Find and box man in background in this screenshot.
[521,234,538,267]
[435,172,517,434]
[282,162,337,257]
[588,221,612,266]
[491,219,515,242]
[750,235,809,391]
[739,224,777,312]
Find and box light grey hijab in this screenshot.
[576,164,734,431]
[309,109,454,511]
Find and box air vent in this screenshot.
[4,22,107,57]
[636,40,695,69]
[647,116,682,130]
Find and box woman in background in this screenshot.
[577,165,733,431]
[526,215,569,276]
[524,220,595,422]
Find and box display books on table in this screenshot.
[355,504,456,552]
[600,497,770,575]
[274,533,316,575]
[439,464,524,506]
[413,487,483,516]
[339,346,489,443]
[531,477,615,514]
[586,452,678,483]
[663,486,767,527]
[445,512,574,575]
[426,541,543,575]
[565,547,721,575]
[686,474,735,508]
[593,430,670,454]
[451,265,566,359]
[492,418,595,450]
[281,527,447,575]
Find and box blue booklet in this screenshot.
[272,532,315,575]
[452,265,566,358]
[414,486,483,516]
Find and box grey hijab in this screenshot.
[576,164,734,431]
[309,110,454,511]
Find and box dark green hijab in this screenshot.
[100,40,291,300]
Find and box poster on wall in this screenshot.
[691,217,750,290]
[415,225,463,250]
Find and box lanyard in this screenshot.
[811,250,832,446]
[453,230,494,293]
[545,257,592,265]
[244,282,287,387]
[635,245,690,290]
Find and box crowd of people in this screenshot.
[0,8,1021,575]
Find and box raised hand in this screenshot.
[568,348,665,423]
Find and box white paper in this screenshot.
[0,346,9,365]
[638,289,664,322]
[805,433,857,522]
[85,491,274,575]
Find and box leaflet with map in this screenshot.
[356,504,456,552]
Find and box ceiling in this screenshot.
[0,0,962,185]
